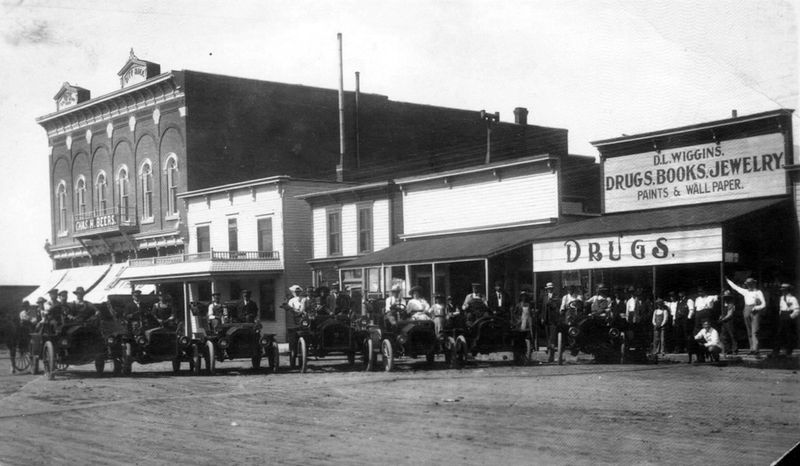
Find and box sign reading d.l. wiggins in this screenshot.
[532,227,722,272]
[603,132,787,213]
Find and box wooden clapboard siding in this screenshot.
[373,198,391,251]
[403,169,558,236]
[312,207,327,259]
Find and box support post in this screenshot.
[431,263,436,301]
[484,259,490,302]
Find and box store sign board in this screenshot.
[75,213,118,232]
[532,227,722,272]
[603,133,787,213]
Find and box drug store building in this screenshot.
[530,109,797,302]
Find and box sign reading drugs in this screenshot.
[603,133,787,213]
[532,227,722,272]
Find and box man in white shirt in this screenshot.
[725,277,766,355]
[694,319,722,362]
[384,285,406,327]
[461,283,486,311]
[285,285,307,324]
[774,283,800,357]
[207,292,224,331]
[560,286,583,313]
[624,287,640,323]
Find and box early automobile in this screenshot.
[30,322,108,380]
[108,294,199,374]
[556,301,649,364]
[362,300,449,372]
[447,310,531,367]
[202,300,280,374]
[287,302,365,373]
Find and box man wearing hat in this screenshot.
[332,283,352,317]
[539,282,561,361]
[384,284,406,328]
[207,292,224,330]
[717,290,738,355]
[235,289,259,323]
[461,283,486,312]
[150,291,176,328]
[65,287,99,323]
[38,290,68,332]
[725,277,766,355]
[774,283,799,357]
[515,288,534,332]
[285,285,308,323]
[488,280,512,321]
[123,290,148,325]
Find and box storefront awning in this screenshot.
[531,197,788,241]
[22,269,69,303]
[42,264,112,299]
[343,226,555,268]
[119,257,284,283]
[83,263,155,303]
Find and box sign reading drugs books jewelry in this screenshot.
[603,132,787,213]
[532,227,722,272]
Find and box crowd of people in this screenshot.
[281,276,800,363]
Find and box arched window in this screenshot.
[56,181,67,233]
[165,155,179,216]
[117,166,130,221]
[75,176,87,216]
[140,161,153,220]
[95,171,108,213]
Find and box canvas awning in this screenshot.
[83,263,155,303]
[22,269,69,303]
[343,225,556,268]
[51,264,112,299]
[119,258,283,283]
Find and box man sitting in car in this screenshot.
[235,289,260,323]
[285,285,308,324]
[207,292,224,330]
[384,285,406,328]
[66,287,99,323]
[407,286,432,320]
[150,291,176,329]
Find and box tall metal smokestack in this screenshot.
[337,33,345,182]
[355,71,361,169]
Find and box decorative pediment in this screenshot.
[117,48,161,89]
[53,82,90,111]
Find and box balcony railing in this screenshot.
[73,206,138,237]
[129,250,280,267]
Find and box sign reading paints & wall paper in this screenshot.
[603,132,787,213]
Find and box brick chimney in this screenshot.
[513,107,528,125]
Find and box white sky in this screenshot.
[0,0,797,286]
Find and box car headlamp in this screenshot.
[397,335,407,345]
[568,327,580,338]
[608,328,621,338]
[259,336,269,346]
[60,338,69,347]
[179,336,189,346]
[219,339,229,349]
[106,336,116,345]
[301,319,310,328]
[137,336,147,345]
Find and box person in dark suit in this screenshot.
[235,289,260,323]
[487,280,512,320]
[539,282,561,362]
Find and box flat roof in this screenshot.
[591,109,794,147]
[393,154,553,186]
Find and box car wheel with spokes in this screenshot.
[206,341,216,375]
[298,337,308,373]
[363,338,374,372]
[381,339,394,372]
[43,341,55,381]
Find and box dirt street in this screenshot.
[0,351,797,466]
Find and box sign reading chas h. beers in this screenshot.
[603,132,787,213]
[532,227,722,272]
